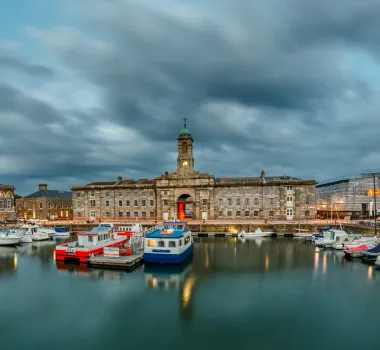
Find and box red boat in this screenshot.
[343,244,370,258]
[55,223,140,263]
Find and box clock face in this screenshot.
[182,160,189,167]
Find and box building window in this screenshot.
[77,212,82,217]
[134,191,137,196]
[60,203,63,208]
[134,200,138,206]
[227,211,232,217]
[305,211,310,217]
[77,201,81,208]
[269,198,274,205]
[287,186,293,191]
[118,211,123,217]
[0,200,3,209]
[245,211,250,217]
[142,191,146,196]
[254,211,259,217]
[236,210,241,217]
[55,203,58,209]
[134,212,138,217]
[76,193,81,197]
[90,191,95,197]
[125,191,129,196]
[150,191,154,196]
[106,200,110,207]
[7,200,11,209]
[126,200,130,206]
[142,212,146,218]
[269,211,274,217]
[306,197,310,204]
[218,199,223,206]
[142,200,146,207]
[126,212,131,217]
[254,198,259,206]
[182,141,187,154]
[202,199,207,206]
[150,200,154,206]
[90,210,95,217]
[119,192,122,196]
[119,200,123,207]
[227,198,232,206]
[236,198,240,205]
[163,200,168,206]
[245,198,249,205]
[150,212,155,217]
[65,204,68,209]
[287,197,293,202]
[90,200,96,207]
[39,203,43,209]
[105,212,110,217]
[105,192,109,197]
[218,211,223,217]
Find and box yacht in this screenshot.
[144,221,193,264]
[238,228,274,238]
[0,231,22,246]
[19,225,51,241]
[8,228,33,243]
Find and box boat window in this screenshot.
[185,236,190,244]
[179,239,182,246]
[88,236,93,242]
[158,240,165,247]
[169,241,176,247]
[148,240,155,247]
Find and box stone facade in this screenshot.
[0,184,16,220]
[16,184,73,220]
[72,121,317,221]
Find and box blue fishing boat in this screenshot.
[143,221,193,264]
[362,244,380,263]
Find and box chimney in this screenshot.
[117,174,122,182]
[165,170,169,176]
[39,184,48,192]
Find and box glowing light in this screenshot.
[13,254,17,270]
[151,278,157,287]
[53,250,56,261]
[265,255,269,271]
[322,253,327,275]
[205,250,209,268]
[182,276,196,308]
[148,240,155,247]
[368,266,373,281]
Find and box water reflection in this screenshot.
[56,261,125,280]
[0,247,18,276]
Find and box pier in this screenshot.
[87,252,143,270]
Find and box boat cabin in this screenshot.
[76,226,115,248]
[117,223,143,236]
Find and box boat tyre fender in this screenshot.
[111,234,114,239]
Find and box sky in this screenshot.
[1,0,380,196]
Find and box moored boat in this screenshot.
[144,221,193,264]
[238,228,274,238]
[0,231,22,246]
[53,227,71,239]
[55,223,128,263]
[344,244,370,258]
[374,255,380,268]
[20,224,51,241]
[362,244,380,263]
[8,228,33,243]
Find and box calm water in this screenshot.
[0,237,379,350]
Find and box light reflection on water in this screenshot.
[0,237,379,350]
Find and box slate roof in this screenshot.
[24,190,72,199]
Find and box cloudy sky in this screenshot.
[1,0,380,195]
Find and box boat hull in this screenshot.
[0,238,22,246]
[144,244,193,264]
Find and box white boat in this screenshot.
[20,224,51,241]
[0,231,22,246]
[293,233,313,238]
[238,228,273,238]
[7,228,33,243]
[322,230,348,248]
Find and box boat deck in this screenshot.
[87,251,143,270]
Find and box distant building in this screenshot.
[0,184,16,221]
[16,184,72,220]
[316,172,380,220]
[72,120,317,221]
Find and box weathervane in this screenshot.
[184,117,188,128]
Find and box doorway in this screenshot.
[286,208,293,220]
[177,194,194,220]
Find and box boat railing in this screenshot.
[128,224,164,249]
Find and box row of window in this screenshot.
[88,233,110,243]
[77,191,156,198]
[0,200,12,209]
[147,236,190,248]
[219,198,273,206]
[218,210,310,217]
[38,203,69,209]
[87,199,155,207]
[87,211,155,218]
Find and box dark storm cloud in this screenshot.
[2,0,380,193]
[0,53,54,78]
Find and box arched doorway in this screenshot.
[177,194,194,220]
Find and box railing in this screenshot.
[128,224,164,249]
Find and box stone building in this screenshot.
[316,172,380,219]
[16,184,72,220]
[72,120,317,221]
[0,184,16,221]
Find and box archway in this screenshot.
[177,194,194,220]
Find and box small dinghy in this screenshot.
[344,244,370,258]
[53,227,70,239]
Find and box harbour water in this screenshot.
[0,237,379,350]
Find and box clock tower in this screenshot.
[177,118,194,174]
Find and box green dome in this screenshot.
[179,118,191,135]
[179,127,191,135]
